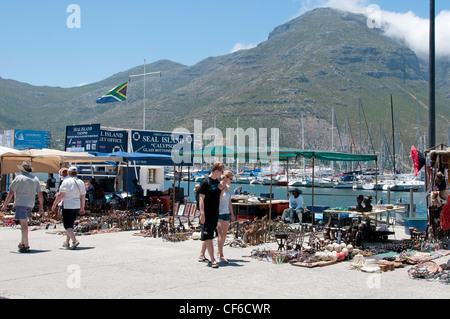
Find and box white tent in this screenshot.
[0,148,123,174]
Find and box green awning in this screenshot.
[174,146,377,162]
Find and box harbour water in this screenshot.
[165,180,428,218]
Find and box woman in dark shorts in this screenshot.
[52,166,86,250]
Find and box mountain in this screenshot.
[1,8,449,155]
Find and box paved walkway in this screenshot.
[1,225,449,301]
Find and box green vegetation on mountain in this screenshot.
[1,8,449,154]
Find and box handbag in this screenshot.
[73,178,85,215]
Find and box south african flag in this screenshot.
[96,82,128,103]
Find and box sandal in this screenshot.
[62,242,70,249]
[70,241,80,250]
[220,257,229,264]
[198,257,210,263]
[18,244,30,253]
[211,261,219,268]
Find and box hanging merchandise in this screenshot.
[410,146,426,177]
[440,195,450,231]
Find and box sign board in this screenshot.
[130,130,193,166]
[64,125,190,166]
[65,124,101,152]
[98,129,128,153]
[13,130,50,150]
[0,130,14,148]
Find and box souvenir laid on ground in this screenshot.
[360,259,381,273]
[408,261,441,279]
[399,249,450,264]
[349,254,366,270]
[376,260,395,272]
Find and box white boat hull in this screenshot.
[362,183,384,190]
[383,181,424,192]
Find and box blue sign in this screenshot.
[65,124,101,152]
[98,129,128,153]
[14,130,50,150]
[130,130,193,166]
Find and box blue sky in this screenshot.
[0,0,448,88]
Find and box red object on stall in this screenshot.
[237,216,254,222]
[160,196,171,213]
[410,146,426,177]
[272,203,289,215]
[440,195,450,231]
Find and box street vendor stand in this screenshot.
[423,145,450,242]
[0,147,124,174]
[324,205,405,241]
[232,199,289,221]
[175,146,378,237]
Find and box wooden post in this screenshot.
[311,157,315,227]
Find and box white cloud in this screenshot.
[435,10,450,59]
[77,82,88,87]
[231,42,257,53]
[296,0,450,59]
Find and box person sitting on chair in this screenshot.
[132,179,144,207]
[281,188,305,223]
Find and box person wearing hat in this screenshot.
[52,166,86,250]
[1,161,44,253]
[431,171,448,206]
[281,188,305,224]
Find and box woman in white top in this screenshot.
[217,170,235,263]
[52,166,86,250]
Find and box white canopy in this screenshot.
[0,147,123,174]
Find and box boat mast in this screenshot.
[429,0,436,149]
[390,94,396,178]
[416,95,421,150]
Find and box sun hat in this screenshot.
[289,188,302,194]
[17,161,34,173]
[360,258,381,273]
[59,167,69,177]
[68,166,78,173]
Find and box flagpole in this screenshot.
[144,59,146,130]
[127,69,162,130]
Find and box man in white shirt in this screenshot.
[281,188,305,224]
[52,166,86,250]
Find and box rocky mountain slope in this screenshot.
[1,8,449,153]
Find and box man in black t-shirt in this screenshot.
[197,162,225,268]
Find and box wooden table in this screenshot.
[324,205,405,221]
[353,205,406,227]
[232,199,289,220]
[324,205,406,241]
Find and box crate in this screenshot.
[403,217,428,234]
[272,203,289,215]
[237,215,254,222]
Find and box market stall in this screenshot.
[0,147,124,174]
[174,145,378,222]
[422,145,450,242]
